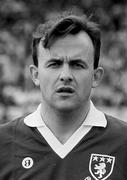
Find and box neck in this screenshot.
[40,101,90,144]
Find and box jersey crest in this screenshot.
[89,154,115,180]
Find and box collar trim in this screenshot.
[24,101,107,128]
[24,101,107,159]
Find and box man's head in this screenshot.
[32,12,101,69]
[30,11,104,112]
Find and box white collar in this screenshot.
[24,101,107,128]
[24,101,107,159]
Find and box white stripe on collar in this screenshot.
[24,101,107,128]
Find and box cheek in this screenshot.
[38,73,48,92]
[76,74,93,94]
[76,72,93,86]
[38,72,56,92]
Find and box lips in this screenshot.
[56,86,75,94]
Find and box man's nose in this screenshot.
[59,65,73,82]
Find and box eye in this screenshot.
[47,60,62,68]
[70,62,85,69]
[74,63,84,68]
[48,63,59,68]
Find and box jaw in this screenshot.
[50,95,89,113]
[41,89,91,114]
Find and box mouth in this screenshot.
[56,86,75,95]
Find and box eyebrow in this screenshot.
[46,58,63,63]
[45,58,63,66]
[69,59,88,67]
[46,57,88,66]
[69,59,86,63]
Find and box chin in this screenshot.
[57,107,76,113]
[53,102,78,112]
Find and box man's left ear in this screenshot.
[92,67,104,88]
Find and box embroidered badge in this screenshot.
[89,154,115,180]
[22,157,34,169]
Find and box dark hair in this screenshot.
[32,12,101,69]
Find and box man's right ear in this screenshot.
[29,65,40,86]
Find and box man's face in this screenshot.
[31,31,102,111]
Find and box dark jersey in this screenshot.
[0,115,127,180]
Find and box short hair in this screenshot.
[32,11,101,69]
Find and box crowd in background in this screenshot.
[0,0,127,123]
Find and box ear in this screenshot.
[92,67,104,88]
[29,65,40,86]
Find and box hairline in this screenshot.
[32,14,101,69]
[37,30,96,69]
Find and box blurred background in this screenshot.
[0,0,127,124]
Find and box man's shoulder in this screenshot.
[105,114,127,136]
[0,116,27,141]
[105,114,127,127]
[0,116,24,128]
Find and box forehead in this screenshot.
[38,31,94,60]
